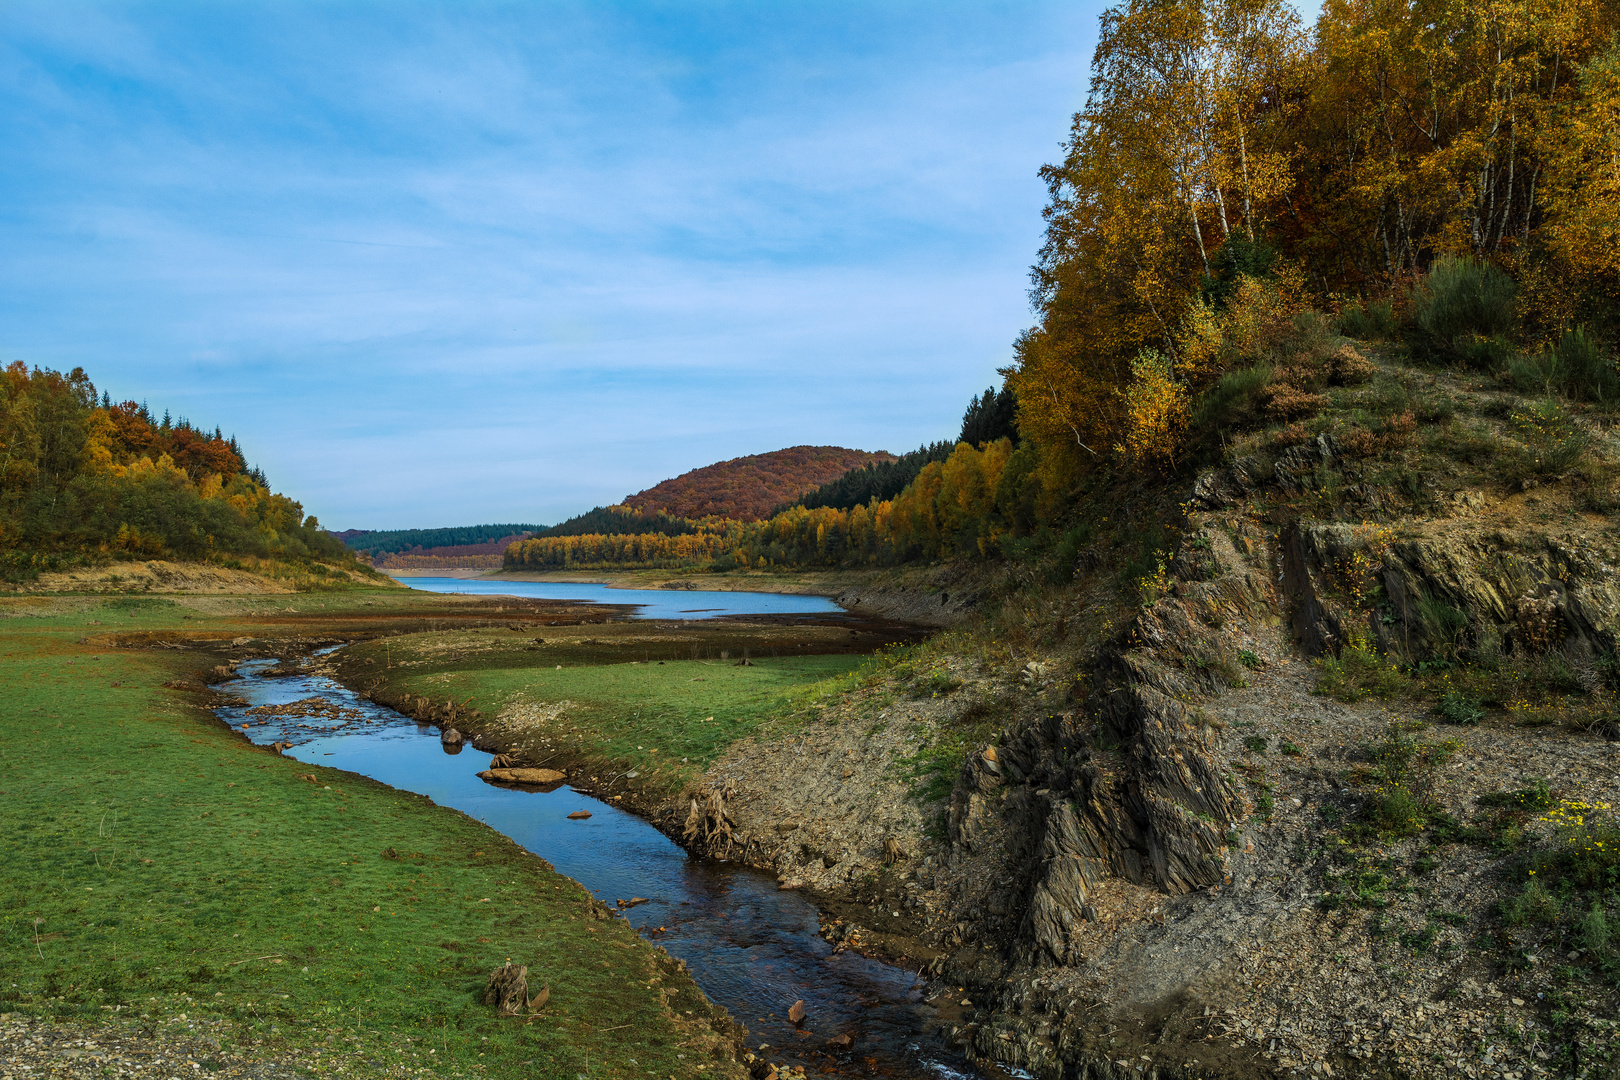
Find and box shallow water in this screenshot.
[392,575,847,620]
[217,652,991,1079]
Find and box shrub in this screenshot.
[1338,297,1397,340]
[1576,903,1612,953]
[1434,690,1485,725]
[1500,878,1562,926]
[1502,400,1588,482]
[1264,384,1329,420]
[1550,327,1619,402]
[1190,364,1272,436]
[1509,327,1619,404]
[1408,255,1518,366]
[1116,349,1190,469]
[1317,639,1412,701]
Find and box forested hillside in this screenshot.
[0,362,356,579]
[622,445,893,521]
[510,0,1620,576]
[341,524,540,557]
[1007,0,1620,485]
[532,505,702,540]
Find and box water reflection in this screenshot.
[393,575,846,620]
[217,654,986,1079]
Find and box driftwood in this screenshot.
[478,767,566,785]
[882,837,904,865]
[488,753,514,768]
[482,961,550,1015]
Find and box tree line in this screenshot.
[0,363,350,578]
[1011,0,1620,480]
[341,524,541,556]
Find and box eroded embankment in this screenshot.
[646,481,1620,1079]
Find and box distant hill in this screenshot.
[789,441,956,513]
[339,524,542,557]
[622,445,893,522]
[533,506,702,539]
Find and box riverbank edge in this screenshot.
[329,650,951,982]
[0,595,751,1080]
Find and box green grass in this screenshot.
[1315,639,1413,701]
[0,595,740,1079]
[336,625,873,794]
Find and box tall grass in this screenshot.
[1337,297,1396,340]
[1508,327,1620,404]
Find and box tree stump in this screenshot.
[482,962,529,1015]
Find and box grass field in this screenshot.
[0,590,743,1079]
[331,619,898,799]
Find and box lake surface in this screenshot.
[217,648,995,1079]
[393,575,847,620]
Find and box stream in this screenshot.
[214,638,996,1078]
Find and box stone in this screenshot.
[567,810,592,820]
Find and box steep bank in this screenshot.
[653,358,1620,1078]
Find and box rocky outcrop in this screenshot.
[1279,519,1620,679]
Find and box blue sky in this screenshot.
[0,1,1101,529]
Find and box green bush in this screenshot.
[1500,878,1562,926]
[1408,255,1518,366]
[1576,903,1611,953]
[1317,640,1412,701]
[1508,327,1619,403]
[1189,364,1272,448]
[1338,297,1396,340]
[1434,690,1485,725]
[1500,400,1588,482]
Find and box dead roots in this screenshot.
[682,787,737,857]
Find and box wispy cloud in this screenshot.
[0,0,1097,527]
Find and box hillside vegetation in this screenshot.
[338,523,540,557]
[507,0,1620,577]
[621,445,893,521]
[0,363,362,582]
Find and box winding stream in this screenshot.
[214,634,995,1078]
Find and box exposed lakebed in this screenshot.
[216,636,994,1078]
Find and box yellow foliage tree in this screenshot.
[1116,349,1190,469]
